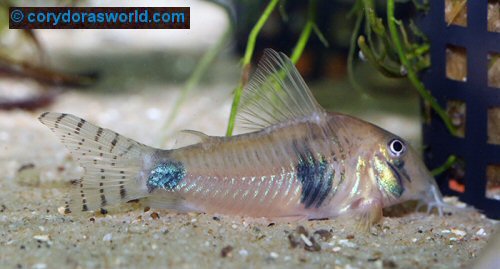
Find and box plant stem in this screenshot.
[431,155,457,176]
[387,0,457,136]
[357,35,404,77]
[290,0,317,64]
[225,0,280,136]
[347,1,370,99]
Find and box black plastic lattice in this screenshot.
[419,0,499,219]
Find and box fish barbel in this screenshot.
[39,49,448,226]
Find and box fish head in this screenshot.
[366,130,443,208]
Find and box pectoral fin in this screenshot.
[352,198,383,232]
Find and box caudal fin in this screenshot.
[39,112,154,213]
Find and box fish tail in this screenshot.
[39,112,154,213]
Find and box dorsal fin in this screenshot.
[235,49,325,131]
[164,129,216,149]
[180,129,212,142]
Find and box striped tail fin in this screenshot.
[39,112,154,213]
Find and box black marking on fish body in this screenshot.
[394,159,411,183]
[119,144,134,157]
[314,167,334,207]
[99,182,108,207]
[75,118,85,134]
[95,127,103,142]
[78,181,88,211]
[54,113,67,129]
[295,147,333,209]
[80,181,88,211]
[147,161,186,193]
[39,112,49,119]
[110,132,119,153]
[64,201,71,214]
[100,194,107,207]
[254,148,261,163]
[119,182,126,199]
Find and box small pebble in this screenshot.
[451,228,466,237]
[314,229,332,241]
[288,234,299,248]
[129,225,148,234]
[332,246,341,252]
[411,238,418,243]
[296,226,308,236]
[441,229,451,234]
[33,235,50,243]
[300,234,312,247]
[269,252,279,259]
[231,224,238,229]
[304,236,321,252]
[221,245,233,258]
[150,212,160,220]
[476,228,487,237]
[32,263,47,269]
[57,206,66,215]
[383,260,397,269]
[369,251,383,261]
[345,264,357,269]
[102,233,112,241]
[238,249,248,256]
[338,239,357,248]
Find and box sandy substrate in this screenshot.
[0,189,497,269]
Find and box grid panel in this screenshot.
[420,0,500,219]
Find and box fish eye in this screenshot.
[388,139,406,157]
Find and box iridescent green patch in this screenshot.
[373,156,404,197]
[147,161,186,192]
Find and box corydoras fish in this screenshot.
[39,49,447,227]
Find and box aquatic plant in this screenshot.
[225,0,328,136]
[347,0,457,136]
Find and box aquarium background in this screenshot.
[0,1,498,268]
